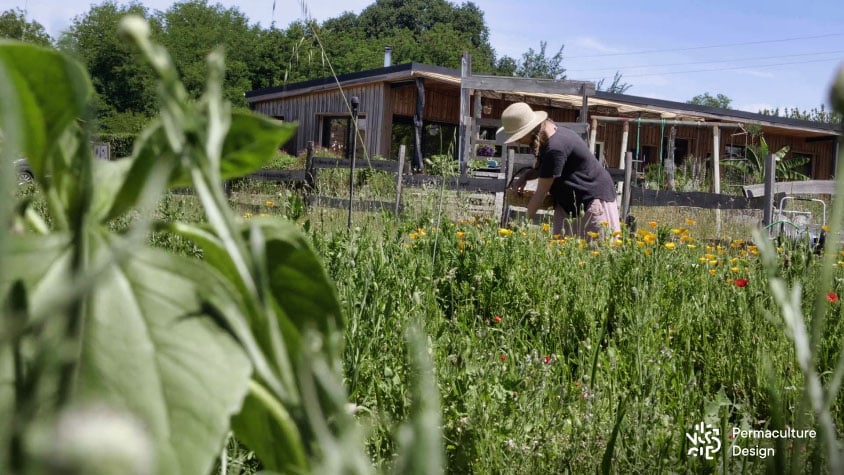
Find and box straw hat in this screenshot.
[497,102,548,144]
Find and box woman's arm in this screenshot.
[526,176,554,220]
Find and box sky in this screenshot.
[9,0,844,114]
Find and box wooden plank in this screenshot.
[249,169,308,182]
[402,175,507,193]
[628,188,766,209]
[311,156,400,172]
[306,195,401,213]
[462,75,596,96]
[742,180,836,198]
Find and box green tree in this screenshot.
[758,104,842,125]
[500,41,566,79]
[596,71,632,94]
[58,1,159,118]
[688,92,732,109]
[156,0,262,107]
[0,8,52,46]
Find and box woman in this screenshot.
[499,102,620,238]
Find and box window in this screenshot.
[724,144,746,161]
[320,115,366,158]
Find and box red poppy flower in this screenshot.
[493,315,502,323]
[543,355,553,364]
[828,292,840,303]
[499,353,507,362]
[734,278,748,288]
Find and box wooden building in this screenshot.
[245,61,841,179]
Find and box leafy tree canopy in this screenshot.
[0,8,52,46]
[496,41,566,79]
[688,92,732,109]
[758,104,842,125]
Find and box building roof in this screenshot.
[245,63,841,137]
[245,62,461,102]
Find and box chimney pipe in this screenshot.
[384,46,392,67]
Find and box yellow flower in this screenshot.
[644,234,656,245]
[838,261,844,267]
[266,200,274,207]
[601,221,609,227]
[704,253,716,260]
[698,257,707,263]
[417,228,427,237]
[685,219,696,226]
[731,267,740,273]
[664,242,676,250]
[648,221,658,228]
[542,223,550,233]
[687,244,697,249]
[259,213,268,217]
[822,225,830,232]
[709,269,717,276]
[612,239,623,247]
[456,231,466,239]
[243,212,253,218]
[587,231,600,239]
[670,228,682,235]
[458,240,466,249]
[637,241,645,248]
[592,251,601,257]
[498,228,513,237]
[409,233,419,240]
[644,248,652,256]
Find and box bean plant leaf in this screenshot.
[1,233,253,475]
[103,113,295,222]
[0,42,92,180]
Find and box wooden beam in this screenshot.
[462,75,596,96]
[628,188,765,209]
[311,156,400,173]
[742,180,837,198]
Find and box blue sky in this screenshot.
[11,0,844,113]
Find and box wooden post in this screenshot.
[763,152,776,227]
[619,120,629,171]
[711,126,721,194]
[459,52,472,176]
[305,141,315,190]
[395,145,406,214]
[589,118,598,156]
[413,78,425,172]
[665,126,676,191]
[712,125,721,236]
[622,151,633,220]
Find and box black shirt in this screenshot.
[536,126,617,214]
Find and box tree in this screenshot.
[758,104,842,125]
[0,8,52,46]
[156,0,262,107]
[58,1,159,118]
[498,41,566,79]
[596,71,632,94]
[688,92,732,109]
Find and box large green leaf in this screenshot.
[220,112,297,179]
[1,233,252,475]
[103,112,295,222]
[0,41,92,179]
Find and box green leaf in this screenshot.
[2,233,252,475]
[0,41,92,179]
[230,380,308,473]
[220,112,296,180]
